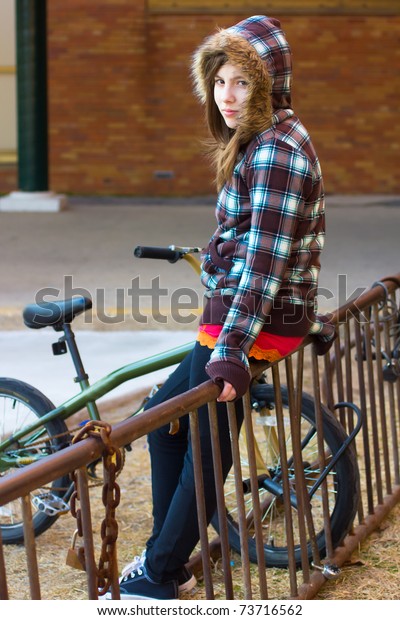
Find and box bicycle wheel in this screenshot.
[0,377,72,544]
[211,384,360,568]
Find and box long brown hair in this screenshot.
[201,52,272,190]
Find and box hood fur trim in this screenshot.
[192,15,292,116]
[192,29,269,103]
[192,29,272,137]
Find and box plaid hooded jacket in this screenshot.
[192,16,335,397]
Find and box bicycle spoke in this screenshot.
[0,379,71,543]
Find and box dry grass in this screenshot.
[2,395,400,601]
[318,503,400,600]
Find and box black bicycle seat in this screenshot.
[23,296,93,331]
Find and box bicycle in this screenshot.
[0,245,360,568]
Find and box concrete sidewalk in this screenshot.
[1,194,400,319]
[1,194,399,407]
[0,329,197,408]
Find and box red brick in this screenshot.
[1,6,399,196]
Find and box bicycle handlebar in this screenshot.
[134,246,182,263]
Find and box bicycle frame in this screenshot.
[0,340,195,457]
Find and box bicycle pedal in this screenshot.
[32,492,70,516]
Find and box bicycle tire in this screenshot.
[0,377,72,544]
[211,384,360,568]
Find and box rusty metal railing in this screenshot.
[0,273,399,600]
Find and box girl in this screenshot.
[109,15,334,600]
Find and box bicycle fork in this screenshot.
[242,401,363,510]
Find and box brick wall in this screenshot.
[1,4,399,196]
[145,13,400,196]
[0,165,17,194]
[47,0,151,195]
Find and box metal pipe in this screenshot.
[285,356,311,582]
[344,321,355,435]
[189,410,214,600]
[0,529,8,600]
[63,324,101,421]
[207,400,234,599]
[21,494,41,599]
[241,390,269,599]
[16,0,48,190]
[227,400,253,599]
[311,347,333,560]
[354,318,373,516]
[364,317,384,506]
[382,309,400,485]
[77,468,99,600]
[372,304,392,495]
[271,365,298,596]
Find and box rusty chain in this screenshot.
[70,420,122,596]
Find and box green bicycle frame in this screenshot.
[1,341,194,453]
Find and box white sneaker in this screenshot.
[120,550,146,579]
[120,550,196,593]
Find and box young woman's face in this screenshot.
[214,63,249,129]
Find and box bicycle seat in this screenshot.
[23,296,93,331]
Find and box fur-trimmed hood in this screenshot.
[192,15,292,114]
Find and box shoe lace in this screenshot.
[121,567,143,583]
[120,550,146,579]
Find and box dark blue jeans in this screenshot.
[143,342,244,583]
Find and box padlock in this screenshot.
[66,529,86,571]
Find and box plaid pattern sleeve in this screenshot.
[205,130,324,395]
